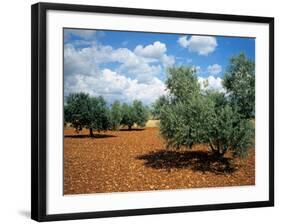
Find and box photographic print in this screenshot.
[63,28,256,195]
[32,3,274,221]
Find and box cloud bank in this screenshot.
[64,37,174,105]
[178,35,217,56]
[64,30,228,105]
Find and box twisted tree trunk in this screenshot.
[89,128,94,137]
[209,142,227,158]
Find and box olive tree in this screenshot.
[204,91,254,157]
[132,100,149,127]
[121,100,149,130]
[110,100,123,130]
[206,103,254,158]
[159,66,203,149]
[223,53,255,119]
[120,103,135,130]
[158,66,254,158]
[90,96,111,135]
[64,92,110,137]
[151,95,169,119]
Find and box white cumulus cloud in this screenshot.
[64,69,166,105]
[178,36,189,48]
[64,40,173,104]
[178,35,217,56]
[207,64,222,75]
[198,76,225,93]
[64,42,165,84]
[134,41,175,67]
[134,41,167,58]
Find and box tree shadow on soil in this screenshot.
[64,133,116,138]
[136,150,237,175]
[119,128,145,131]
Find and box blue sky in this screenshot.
[64,28,255,105]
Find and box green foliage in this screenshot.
[132,100,149,127]
[151,95,169,119]
[64,92,93,132]
[65,93,150,134]
[159,67,214,149]
[159,94,214,149]
[223,53,255,119]
[64,93,110,136]
[205,91,228,109]
[90,96,111,132]
[166,66,200,101]
[206,104,254,158]
[121,103,135,130]
[158,65,254,158]
[110,101,123,130]
[121,100,149,130]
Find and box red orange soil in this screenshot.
[64,127,255,195]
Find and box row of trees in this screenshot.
[64,94,149,137]
[64,53,254,158]
[153,53,255,158]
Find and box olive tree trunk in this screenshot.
[89,128,94,137]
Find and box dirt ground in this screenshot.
[64,127,255,195]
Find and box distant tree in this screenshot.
[121,103,135,130]
[120,100,149,130]
[64,92,92,133]
[158,66,254,158]
[110,100,123,130]
[132,100,149,127]
[223,53,255,118]
[64,93,110,137]
[90,96,111,134]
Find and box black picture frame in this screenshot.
[31,2,274,222]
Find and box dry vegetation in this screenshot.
[145,119,160,128]
[64,127,255,195]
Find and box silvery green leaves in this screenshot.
[223,53,255,119]
[64,93,111,136]
[158,59,254,158]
